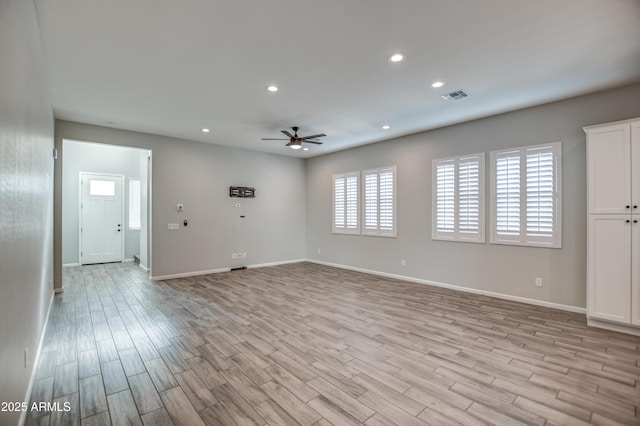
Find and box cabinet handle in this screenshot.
[635,220,638,223]
[626,205,631,209]
[634,206,638,209]
[627,220,631,223]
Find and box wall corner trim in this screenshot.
[306,259,586,315]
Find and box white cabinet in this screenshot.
[587,123,634,214]
[587,215,632,323]
[585,118,640,335]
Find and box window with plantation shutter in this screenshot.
[332,171,360,234]
[432,154,485,242]
[363,166,396,237]
[128,178,141,230]
[490,142,562,247]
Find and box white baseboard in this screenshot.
[307,259,586,315]
[123,258,135,263]
[247,258,306,270]
[139,263,149,272]
[588,318,640,336]
[19,291,55,426]
[151,267,229,281]
[150,258,305,281]
[62,263,80,268]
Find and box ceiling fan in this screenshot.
[262,126,326,150]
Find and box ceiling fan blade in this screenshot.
[304,141,323,145]
[300,133,326,140]
[281,130,294,138]
[261,138,289,140]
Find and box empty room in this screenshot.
[2,0,640,425]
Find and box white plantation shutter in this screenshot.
[332,172,359,234]
[432,154,484,242]
[379,169,394,231]
[490,142,561,247]
[435,160,455,233]
[495,152,521,236]
[334,176,345,229]
[364,172,378,230]
[526,146,554,238]
[459,157,481,234]
[363,166,396,237]
[128,179,141,230]
[345,174,358,230]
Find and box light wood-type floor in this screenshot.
[27,262,640,425]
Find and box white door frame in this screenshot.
[79,171,125,265]
[147,150,153,274]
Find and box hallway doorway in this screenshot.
[62,140,151,272]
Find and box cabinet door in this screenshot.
[632,120,640,214]
[587,123,631,214]
[588,215,631,324]
[633,215,640,326]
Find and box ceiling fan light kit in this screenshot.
[261,126,326,150]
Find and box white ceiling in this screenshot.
[34,0,640,158]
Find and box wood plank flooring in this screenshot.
[26,262,640,425]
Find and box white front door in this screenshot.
[81,173,124,264]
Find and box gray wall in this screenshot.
[55,121,307,279]
[306,83,640,309]
[62,140,144,264]
[0,0,55,424]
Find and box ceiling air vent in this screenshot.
[441,90,469,101]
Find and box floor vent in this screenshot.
[441,90,469,101]
[230,266,247,271]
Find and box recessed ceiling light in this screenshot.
[382,125,391,130]
[431,81,445,88]
[267,85,278,92]
[303,147,309,151]
[388,53,405,63]
[201,128,210,133]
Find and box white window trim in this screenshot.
[362,165,397,238]
[490,142,562,248]
[128,178,141,230]
[332,171,360,234]
[432,153,485,243]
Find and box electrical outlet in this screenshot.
[317,248,322,254]
[535,277,543,287]
[241,252,246,258]
[232,253,237,259]
[24,348,28,368]
[401,259,406,267]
